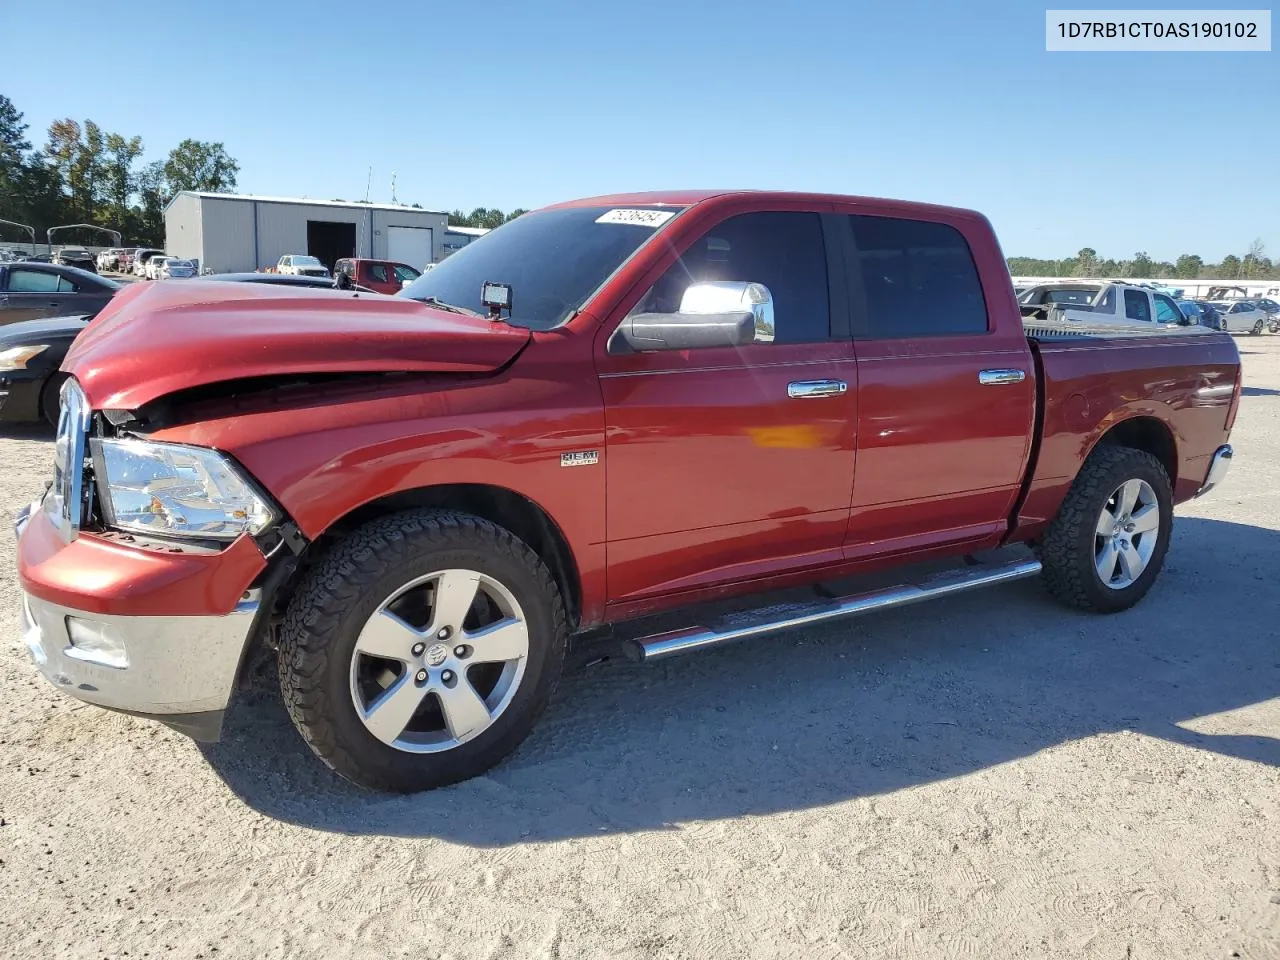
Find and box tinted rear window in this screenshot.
[850,216,988,338]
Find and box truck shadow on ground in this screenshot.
[0,424,54,441]
[1241,386,1280,397]
[201,517,1279,845]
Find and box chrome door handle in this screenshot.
[787,380,848,398]
[978,369,1026,385]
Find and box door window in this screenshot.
[366,264,390,283]
[1153,294,1182,323]
[1123,289,1152,322]
[848,216,988,337]
[6,269,65,293]
[393,265,420,283]
[627,212,831,343]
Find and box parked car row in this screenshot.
[1017,281,1279,335]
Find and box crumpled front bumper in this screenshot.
[15,501,265,740]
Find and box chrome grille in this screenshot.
[47,378,90,542]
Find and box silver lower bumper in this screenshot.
[19,589,259,741]
[1195,444,1233,497]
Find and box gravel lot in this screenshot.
[2,338,1278,960]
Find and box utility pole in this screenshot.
[390,171,397,204]
[363,166,372,203]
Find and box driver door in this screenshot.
[595,208,858,607]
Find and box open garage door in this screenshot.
[387,226,433,269]
[307,221,356,271]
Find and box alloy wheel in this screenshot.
[1094,478,1161,590]
[348,569,529,753]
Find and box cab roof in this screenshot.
[541,190,985,222]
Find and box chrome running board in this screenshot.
[629,557,1042,662]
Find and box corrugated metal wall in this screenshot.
[199,198,256,273]
[253,201,371,269]
[164,194,203,266]
[165,194,449,274]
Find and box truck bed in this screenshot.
[1011,324,1240,542]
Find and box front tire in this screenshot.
[278,509,568,792]
[1036,446,1172,613]
[39,373,68,427]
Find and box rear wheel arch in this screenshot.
[1088,415,1178,489]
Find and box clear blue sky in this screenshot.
[3,0,1276,260]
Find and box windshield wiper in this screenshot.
[413,296,483,317]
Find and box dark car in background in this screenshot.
[1256,297,1280,332]
[53,247,98,273]
[0,262,120,325]
[0,272,373,426]
[1191,301,1224,331]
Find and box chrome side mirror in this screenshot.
[677,281,775,342]
[613,280,775,352]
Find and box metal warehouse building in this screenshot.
[164,192,450,274]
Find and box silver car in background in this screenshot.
[1210,300,1271,335]
[158,258,197,279]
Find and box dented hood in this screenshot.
[64,279,530,409]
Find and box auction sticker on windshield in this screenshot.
[595,209,677,227]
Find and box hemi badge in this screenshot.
[561,450,599,467]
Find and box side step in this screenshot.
[628,557,1042,662]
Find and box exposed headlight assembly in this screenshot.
[91,438,278,541]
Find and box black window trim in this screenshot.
[838,212,993,341]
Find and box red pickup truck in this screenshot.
[15,190,1240,793]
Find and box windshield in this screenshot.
[399,205,684,329]
[295,256,323,266]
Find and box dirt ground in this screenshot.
[1,338,1277,960]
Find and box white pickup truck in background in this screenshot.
[1020,282,1194,330]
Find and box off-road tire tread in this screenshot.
[1035,446,1170,613]
[277,509,567,792]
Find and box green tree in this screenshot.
[1218,254,1242,278]
[163,139,238,193]
[1242,238,1269,279]
[134,160,168,246]
[0,94,31,199]
[103,132,143,230]
[1129,251,1153,278]
[1174,254,1203,279]
[1073,247,1098,276]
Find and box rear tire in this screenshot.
[1252,319,1264,335]
[1036,446,1172,613]
[277,509,567,792]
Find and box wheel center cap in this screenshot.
[424,643,449,667]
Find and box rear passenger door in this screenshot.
[837,212,1036,560]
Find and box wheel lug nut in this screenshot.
[437,627,451,640]
[441,670,454,683]
[454,645,468,658]
[414,669,428,683]
[411,642,425,656]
